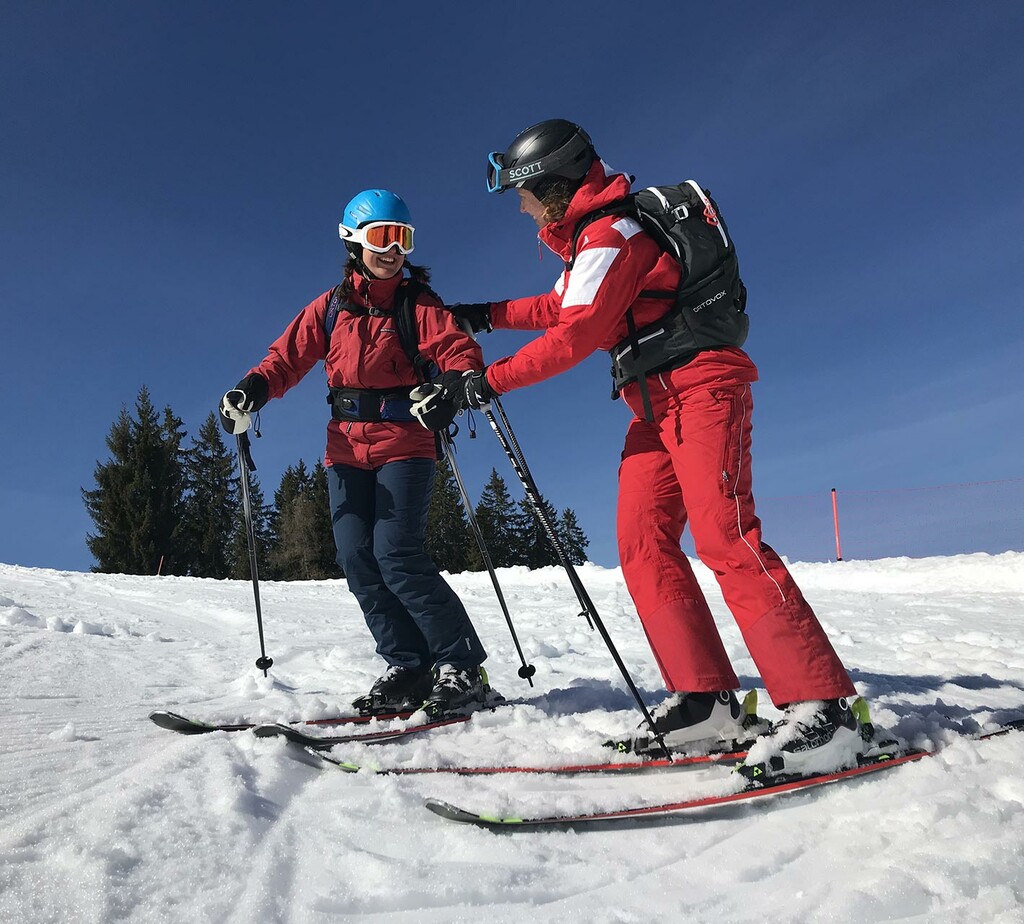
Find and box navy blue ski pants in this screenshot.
[327,458,486,671]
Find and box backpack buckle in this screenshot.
[671,204,689,221]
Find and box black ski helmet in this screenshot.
[486,119,596,194]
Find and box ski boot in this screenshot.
[352,665,434,716]
[611,690,769,757]
[417,665,496,721]
[736,695,871,785]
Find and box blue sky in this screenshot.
[2,1,1022,572]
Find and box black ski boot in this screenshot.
[352,666,434,716]
[419,665,493,720]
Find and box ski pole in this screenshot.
[482,396,670,758]
[235,431,273,677]
[439,427,536,686]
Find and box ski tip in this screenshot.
[251,723,294,739]
[424,799,523,826]
[984,717,1024,737]
[149,711,208,733]
[424,799,483,824]
[252,723,342,749]
[293,745,361,773]
[327,759,363,773]
[279,743,331,770]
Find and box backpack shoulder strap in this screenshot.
[566,196,637,269]
[395,279,443,459]
[324,284,344,339]
[394,279,434,384]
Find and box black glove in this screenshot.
[219,373,269,434]
[448,302,492,334]
[459,369,499,409]
[410,381,458,432]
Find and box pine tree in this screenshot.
[123,389,162,573]
[505,496,534,568]
[469,469,520,569]
[558,507,590,566]
[268,460,339,580]
[308,461,340,578]
[425,457,471,573]
[83,387,187,575]
[83,406,135,572]
[156,406,189,574]
[266,460,309,578]
[515,494,562,568]
[180,413,237,578]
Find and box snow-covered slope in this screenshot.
[2,554,1023,923]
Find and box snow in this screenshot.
[2,553,1024,923]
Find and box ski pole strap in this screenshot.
[326,386,417,422]
[238,430,257,472]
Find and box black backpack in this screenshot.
[569,180,748,421]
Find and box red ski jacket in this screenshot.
[486,162,757,416]
[249,270,483,469]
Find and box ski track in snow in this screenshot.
[2,554,1024,923]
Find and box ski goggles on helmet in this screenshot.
[338,220,415,254]
[487,151,547,194]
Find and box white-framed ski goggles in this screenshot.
[338,220,416,254]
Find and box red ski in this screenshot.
[293,745,750,775]
[425,719,1024,827]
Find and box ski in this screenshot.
[289,744,750,775]
[252,715,472,748]
[252,710,497,749]
[252,690,510,748]
[148,708,415,736]
[424,718,1024,828]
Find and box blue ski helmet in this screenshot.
[341,189,412,228]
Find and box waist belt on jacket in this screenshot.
[327,386,417,423]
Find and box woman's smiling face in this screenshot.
[361,245,406,279]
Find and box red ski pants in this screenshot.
[616,382,854,706]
